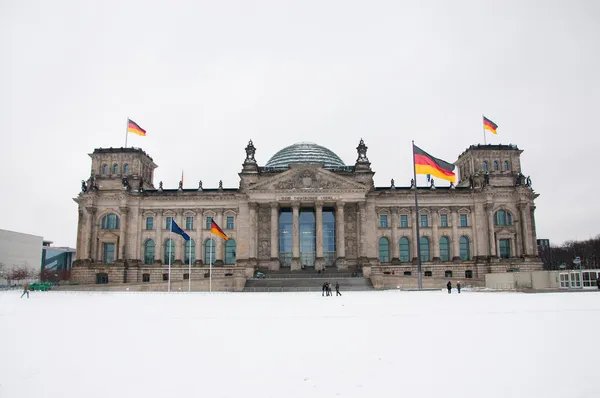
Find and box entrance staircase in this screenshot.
[243,268,374,292]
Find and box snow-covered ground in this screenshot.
[1,289,599,398]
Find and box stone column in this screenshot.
[431,209,440,261]
[451,207,460,260]
[176,209,185,262]
[85,206,96,260]
[119,206,128,261]
[411,208,418,261]
[315,201,324,270]
[196,208,203,264]
[530,205,537,256]
[336,201,346,268]
[519,203,531,256]
[358,201,366,259]
[291,202,300,270]
[249,203,257,259]
[485,203,496,257]
[216,208,224,263]
[155,210,163,263]
[391,207,399,262]
[270,203,279,260]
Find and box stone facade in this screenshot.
[72,141,542,290]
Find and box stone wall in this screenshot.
[57,279,239,292]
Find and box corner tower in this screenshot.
[88,147,157,191]
[455,144,525,188]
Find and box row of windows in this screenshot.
[397,270,474,279]
[142,239,237,265]
[482,160,511,172]
[145,216,235,231]
[377,236,514,262]
[378,236,471,263]
[379,214,469,228]
[100,210,513,232]
[101,163,130,175]
[378,210,514,230]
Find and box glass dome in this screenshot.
[265,142,346,169]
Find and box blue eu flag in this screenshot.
[170,219,190,241]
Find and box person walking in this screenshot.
[596,278,600,290]
[446,280,452,294]
[322,282,327,296]
[335,281,342,296]
[21,283,30,299]
[457,281,461,294]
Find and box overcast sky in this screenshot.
[1,0,598,248]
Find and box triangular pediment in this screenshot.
[248,166,367,192]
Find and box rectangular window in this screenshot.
[165,216,173,230]
[186,216,194,230]
[379,215,388,228]
[400,215,408,228]
[206,216,213,230]
[460,214,468,227]
[146,217,153,230]
[420,214,428,228]
[103,243,115,264]
[226,216,234,229]
[162,274,168,281]
[440,214,448,227]
[142,273,150,282]
[499,239,511,259]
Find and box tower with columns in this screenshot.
[72,141,542,289]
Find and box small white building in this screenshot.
[0,229,43,284]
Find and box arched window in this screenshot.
[482,161,489,171]
[123,164,129,174]
[419,236,430,262]
[494,210,513,226]
[164,239,175,265]
[225,239,237,265]
[204,239,216,265]
[504,160,510,171]
[493,160,499,171]
[439,236,450,261]
[144,239,155,264]
[460,236,471,260]
[378,237,390,263]
[399,237,410,262]
[101,164,108,174]
[112,164,119,174]
[184,239,195,264]
[101,214,120,230]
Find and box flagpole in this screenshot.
[188,238,192,293]
[209,232,213,292]
[482,115,487,145]
[168,222,172,292]
[412,141,423,290]
[125,117,129,148]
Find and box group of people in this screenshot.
[446,280,461,294]
[322,281,341,296]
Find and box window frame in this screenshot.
[378,237,390,263]
[379,214,388,228]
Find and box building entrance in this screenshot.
[299,208,316,267]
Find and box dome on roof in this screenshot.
[265,142,346,169]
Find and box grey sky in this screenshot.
[1,0,599,247]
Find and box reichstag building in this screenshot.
[72,139,542,289]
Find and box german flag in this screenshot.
[210,220,228,241]
[127,119,146,136]
[483,116,498,134]
[413,145,456,183]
